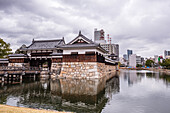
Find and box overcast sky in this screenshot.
[0,0,170,58]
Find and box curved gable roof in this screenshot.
[68,31,94,45]
[60,31,108,53]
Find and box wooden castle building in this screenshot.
[6,31,118,79]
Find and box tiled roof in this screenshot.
[0,59,8,61]
[60,44,98,48]
[8,54,27,57]
[68,31,94,45]
[60,31,107,53]
[26,38,65,50]
[50,53,63,56]
[60,43,107,53]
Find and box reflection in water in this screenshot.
[1,70,170,113]
[122,71,142,86]
[122,70,170,87]
[105,76,119,103]
[0,73,119,113]
[146,72,160,79]
[145,72,170,87]
[102,70,170,113]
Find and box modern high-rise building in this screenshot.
[94,29,119,61]
[94,29,106,44]
[101,44,113,55]
[112,44,119,59]
[127,49,133,60]
[123,54,128,61]
[164,50,170,59]
[136,56,142,65]
[129,54,136,67]
[141,57,145,65]
[100,44,119,61]
[129,54,143,67]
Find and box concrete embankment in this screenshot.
[120,67,170,75]
[0,105,71,113]
[119,67,150,70]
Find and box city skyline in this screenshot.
[0,0,170,57]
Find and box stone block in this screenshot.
[86,66,90,69]
[71,65,75,67]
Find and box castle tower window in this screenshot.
[85,51,95,55]
[71,52,78,55]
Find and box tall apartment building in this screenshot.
[94,29,106,44]
[127,49,133,60]
[112,44,119,59]
[129,54,143,67]
[141,57,145,65]
[94,29,119,61]
[164,50,170,59]
[123,54,128,61]
[136,56,142,65]
[100,44,119,60]
[129,54,136,67]
[101,44,113,55]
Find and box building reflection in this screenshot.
[122,70,170,87]
[123,71,142,86]
[49,74,120,112]
[105,76,119,101]
[0,73,120,113]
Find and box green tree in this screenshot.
[145,59,154,67]
[0,38,12,58]
[136,64,142,68]
[160,59,170,69]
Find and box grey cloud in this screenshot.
[0,0,170,57]
[0,0,35,13]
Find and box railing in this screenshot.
[0,66,41,71]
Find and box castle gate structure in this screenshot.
[8,38,65,71]
[5,31,118,79]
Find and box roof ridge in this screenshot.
[34,39,63,42]
[81,34,94,43]
[67,32,94,45]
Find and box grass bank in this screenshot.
[0,105,71,113]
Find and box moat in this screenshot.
[1,70,170,113]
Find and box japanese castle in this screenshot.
[3,31,118,79]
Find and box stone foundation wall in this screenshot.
[8,63,29,67]
[60,62,97,78]
[105,64,116,72]
[59,62,117,79]
[51,63,62,78]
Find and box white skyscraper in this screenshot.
[129,54,136,67]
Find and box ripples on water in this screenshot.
[0,70,170,113]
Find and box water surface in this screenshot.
[0,70,170,113]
